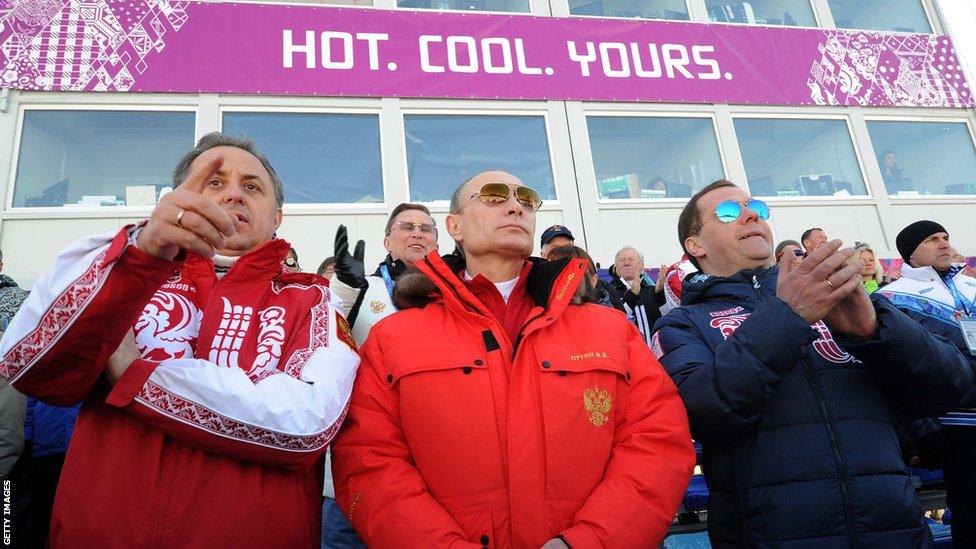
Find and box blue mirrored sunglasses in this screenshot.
[714,199,770,223]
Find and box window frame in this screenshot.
[699,0,822,29]
[582,109,728,204]
[218,104,389,210]
[565,0,692,22]
[862,113,976,200]
[728,111,873,201]
[823,0,938,35]
[398,105,561,210]
[6,102,199,215]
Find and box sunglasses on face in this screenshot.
[390,221,437,235]
[698,199,770,232]
[284,256,299,269]
[459,183,543,212]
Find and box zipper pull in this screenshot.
[752,275,760,289]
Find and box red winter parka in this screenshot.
[332,253,694,548]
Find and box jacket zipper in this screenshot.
[803,364,859,548]
[756,273,859,547]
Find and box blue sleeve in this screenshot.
[653,298,816,444]
[837,295,975,418]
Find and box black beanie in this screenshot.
[896,220,948,264]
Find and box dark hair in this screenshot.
[385,203,434,235]
[677,179,738,270]
[172,132,284,208]
[544,245,599,304]
[545,244,597,277]
[800,228,823,246]
[316,256,336,277]
[774,239,802,261]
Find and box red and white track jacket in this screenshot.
[0,226,359,548]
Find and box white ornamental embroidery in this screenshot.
[135,291,201,361]
[249,306,287,377]
[209,298,253,369]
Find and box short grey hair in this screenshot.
[172,132,284,208]
[449,174,478,214]
[615,246,644,263]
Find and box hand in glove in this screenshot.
[334,225,367,288]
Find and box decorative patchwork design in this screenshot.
[0,0,190,91]
[808,32,970,107]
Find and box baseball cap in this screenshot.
[541,225,575,247]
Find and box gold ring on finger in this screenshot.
[176,209,186,228]
[826,279,835,290]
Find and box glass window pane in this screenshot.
[828,0,931,33]
[404,115,555,202]
[705,0,816,26]
[867,121,976,196]
[569,0,689,20]
[586,116,724,199]
[734,118,867,197]
[397,0,528,13]
[13,111,194,208]
[223,113,383,204]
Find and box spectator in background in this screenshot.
[285,246,301,272]
[853,243,885,294]
[774,239,804,269]
[879,221,976,547]
[546,245,625,314]
[609,246,665,346]
[800,227,828,254]
[25,399,80,548]
[317,256,336,278]
[539,226,626,314]
[950,247,976,278]
[880,149,904,185]
[653,180,972,547]
[539,225,575,258]
[0,247,28,479]
[333,170,694,548]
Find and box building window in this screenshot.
[397,0,529,13]
[569,0,689,20]
[403,114,556,202]
[12,110,195,208]
[705,0,816,27]
[866,120,976,196]
[222,112,383,204]
[828,0,931,33]
[733,117,867,197]
[586,116,724,199]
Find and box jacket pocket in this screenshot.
[383,341,505,501]
[536,341,631,500]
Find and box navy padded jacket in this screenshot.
[652,266,973,548]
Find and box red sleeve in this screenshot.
[331,332,480,548]
[560,329,696,548]
[0,226,175,405]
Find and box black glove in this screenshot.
[915,430,951,471]
[333,225,366,288]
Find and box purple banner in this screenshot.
[0,1,972,108]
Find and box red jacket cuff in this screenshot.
[560,523,600,549]
[106,359,159,407]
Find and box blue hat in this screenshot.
[541,225,574,247]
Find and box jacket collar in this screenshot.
[680,266,778,306]
[900,263,965,284]
[184,238,290,281]
[372,254,407,279]
[400,251,585,316]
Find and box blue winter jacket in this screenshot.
[652,266,973,548]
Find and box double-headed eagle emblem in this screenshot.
[583,387,613,427]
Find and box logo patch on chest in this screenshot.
[369,300,387,314]
[583,386,613,427]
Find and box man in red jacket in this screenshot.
[332,170,694,548]
[0,132,359,547]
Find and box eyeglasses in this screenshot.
[696,199,770,233]
[458,183,543,212]
[389,221,437,235]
